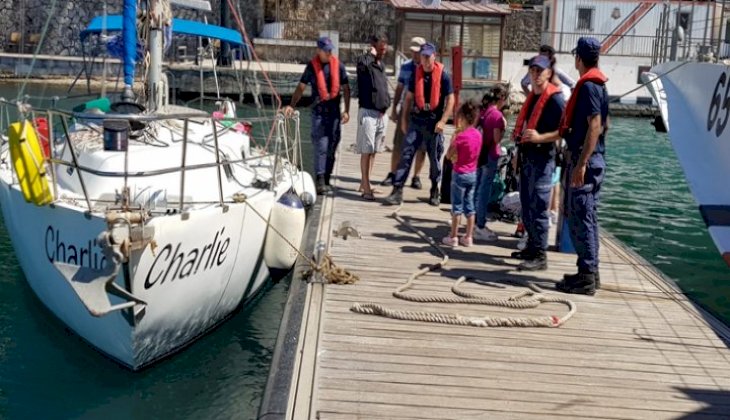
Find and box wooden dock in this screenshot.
[258,103,730,420]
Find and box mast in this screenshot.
[148,0,167,111]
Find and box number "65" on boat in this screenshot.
[707,72,730,137]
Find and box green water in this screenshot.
[601,118,730,320]
[0,84,728,418]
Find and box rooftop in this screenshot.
[387,0,511,16]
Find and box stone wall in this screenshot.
[503,9,542,52]
[0,0,263,56]
[262,0,396,43]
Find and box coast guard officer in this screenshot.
[556,37,609,295]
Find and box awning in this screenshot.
[80,15,244,46]
[387,0,510,16]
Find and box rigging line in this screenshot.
[225,0,281,149]
[17,0,60,102]
[610,60,690,103]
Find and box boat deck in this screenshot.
[260,103,730,420]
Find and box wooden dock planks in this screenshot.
[285,103,730,420]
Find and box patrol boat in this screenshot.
[0,0,315,369]
[644,60,730,268]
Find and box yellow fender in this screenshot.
[8,120,53,205]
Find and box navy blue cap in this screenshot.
[317,36,334,52]
[420,42,436,57]
[528,55,551,70]
[572,37,601,61]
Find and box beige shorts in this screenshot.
[356,108,388,154]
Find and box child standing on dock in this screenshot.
[442,101,482,247]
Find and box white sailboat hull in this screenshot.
[646,61,730,266]
[0,179,279,368]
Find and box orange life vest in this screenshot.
[559,67,608,137]
[311,55,340,101]
[511,83,561,142]
[415,62,443,111]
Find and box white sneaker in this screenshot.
[474,227,498,241]
[517,235,528,250]
[442,236,459,247]
[549,211,558,225]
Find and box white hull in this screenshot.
[0,111,315,369]
[646,62,730,266]
[0,179,281,368]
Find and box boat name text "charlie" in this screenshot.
[144,227,231,289]
[708,71,730,137]
[45,226,109,270]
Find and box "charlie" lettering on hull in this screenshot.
[45,226,108,270]
[145,227,231,289]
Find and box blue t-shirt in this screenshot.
[397,60,416,104]
[565,81,609,157]
[407,66,454,121]
[519,93,565,160]
[300,60,349,106]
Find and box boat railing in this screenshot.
[0,98,304,214]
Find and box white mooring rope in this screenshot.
[350,206,577,328]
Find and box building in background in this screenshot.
[388,0,509,81]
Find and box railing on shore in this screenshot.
[541,31,692,58]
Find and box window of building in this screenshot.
[544,6,551,31]
[679,12,691,31]
[577,7,594,31]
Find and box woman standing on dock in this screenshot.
[474,85,508,243]
[510,55,565,272]
[285,36,351,195]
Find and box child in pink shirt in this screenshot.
[443,101,482,247]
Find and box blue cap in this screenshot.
[572,37,601,61]
[420,42,436,57]
[317,36,334,52]
[528,55,551,70]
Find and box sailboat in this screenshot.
[0,0,316,369]
[644,59,730,268]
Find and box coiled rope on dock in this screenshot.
[232,193,359,285]
[350,206,576,327]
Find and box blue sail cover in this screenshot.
[122,1,136,87]
[80,15,245,46]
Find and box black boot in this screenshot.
[556,273,596,295]
[518,251,547,271]
[429,185,440,206]
[410,176,422,190]
[562,271,601,289]
[381,172,395,186]
[383,187,403,206]
[324,173,332,186]
[510,249,535,260]
[316,175,327,195]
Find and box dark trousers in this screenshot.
[311,107,341,178]
[520,155,555,254]
[393,117,444,188]
[564,154,605,273]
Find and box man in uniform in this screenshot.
[556,37,609,295]
[285,36,350,195]
[384,42,454,206]
[382,36,427,190]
